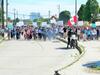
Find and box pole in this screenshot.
[48,10,50,18]
[48,10,51,24]
[23,14,25,20]
[58,4,60,17]
[13,8,16,25]
[1,0,4,29]
[75,0,78,26]
[14,9,16,20]
[17,11,18,18]
[75,0,77,16]
[6,0,8,26]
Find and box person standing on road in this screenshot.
[0,27,5,38]
[7,21,14,40]
[63,26,67,39]
[67,29,72,48]
[77,28,81,41]
[96,28,100,40]
[16,27,20,40]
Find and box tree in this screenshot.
[78,4,85,21]
[13,18,20,25]
[33,19,38,22]
[23,19,33,26]
[33,18,50,24]
[7,17,11,21]
[99,7,100,13]
[59,10,71,24]
[0,8,2,23]
[84,0,99,21]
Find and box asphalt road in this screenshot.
[0,39,78,75]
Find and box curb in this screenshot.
[0,34,7,44]
[56,37,85,72]
[0,37,4,43]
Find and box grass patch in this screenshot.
[86,63,100,71]
[90,65,100,70]
[95,67,100,70]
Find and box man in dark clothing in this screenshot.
[16,27,20,40]
[96,28,99,40]
[63,27,67,39]
[67,29,72,48]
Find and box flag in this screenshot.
[67,20,72,27]
[73,16,78,23]
[67,16,78,27]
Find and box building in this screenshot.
[30,12,41,20]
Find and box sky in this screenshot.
[4,0,100,19]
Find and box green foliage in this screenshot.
[13,18,20,25]
[33,19,38,22]
[78,0,99,22]
[78,4,85,21]
[23,19,32,25]
[0,8,2,23]
[7,17,11,21]
[33,18,50,24]
[84,0,99,21]
[59,10,71,24]
[99,7,100,13]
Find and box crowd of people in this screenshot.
[0,23,100,49]
[4,25,62,41]
[63,26,100,48]
[74,27,100,41]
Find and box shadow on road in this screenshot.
[56,47,72,50]
[52,40,60,43]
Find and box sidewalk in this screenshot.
[59,40,100,75]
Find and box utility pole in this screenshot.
[13,8,16,25]
[14,9,16,20]
[48,10,50,18]
[48,10,51,24]
[6,0,8,26]
[23,14,25,21]
[17,11,18,18]
[75,0,78,25]
[75,0,77,16]
[58,4,60,17]
[1,0,4,29]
